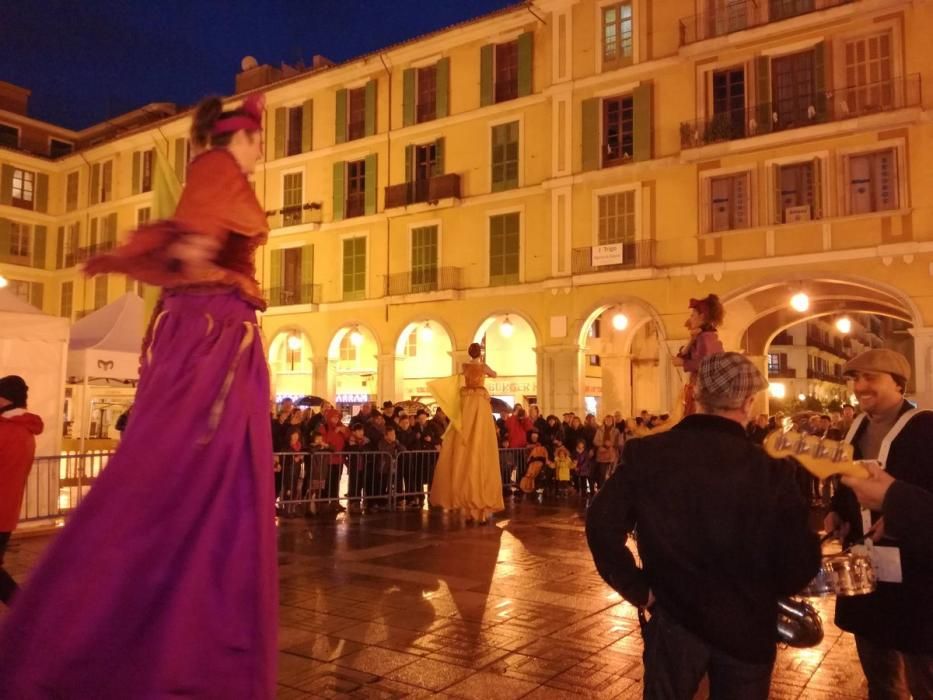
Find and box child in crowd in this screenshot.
[552,444,574,496]
[305,432,332,515]
[573,439,592,496]
[521,432,550,494]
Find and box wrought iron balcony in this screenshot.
[385,266,463,296]
[571,240,656,275]
[263,284,321,307]
[384,173,461,209]
[265,203,323,229]
[768,368,797,379]
[680,74,921,149]
[679,0,854,46]
[75,241,116,263]
[807,368,846,384]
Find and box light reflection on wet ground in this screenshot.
[5,500,868,698]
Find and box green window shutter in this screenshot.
[106,213,118,244]
[90,163,100,205]
[813,43,827,121]
[300,245,314,301]
[0,165,13,205]
[403,69,416,127]
[0,219,10,254]
[302,99,313,152]
[132,151,141,194]
[71,223,79,257]
[34,225,47,268]
[270,249,283,294]
[31,282,44,310]
[756,56,772,135]
[364,80,377,137]
[518,32,534,98]
[335,89,347,144]
[332,161,345,221]
[90,217,98,247]
[174,138,186,183]
[35,172,49,212]
[632,84,653,162]
[364,153,378,216]
[434,137,445,176]
[404,144,415,184]
[56,226,65,269]
[813,157,823,219]
[274,108,287,159]
[480,45,494,107]
[581,98,600,172]
[436,57,450,119]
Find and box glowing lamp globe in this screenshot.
[349,329,364,347]
[612,313,629,331]
[797,393,807,401]
[419,323,434,342]
[790,292,810,313]
[835,317,852,334]
[768,383,786,399]
[0,275,7,289]
[499,317,514,338]
[287,335,301,351]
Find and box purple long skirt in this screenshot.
[0,290,278,698]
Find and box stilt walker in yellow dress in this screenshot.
[428,343,505,523]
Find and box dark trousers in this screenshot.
[856,634,933,700]
[643,607,773,700]
[325,463,343,499]
[0,532,18,605]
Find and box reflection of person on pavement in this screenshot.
[429,343,504,523]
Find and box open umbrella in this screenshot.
[490,397,512,414]
[395,400,428,414]
[295,395,325,408]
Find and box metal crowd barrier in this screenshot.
[19,451,115,525]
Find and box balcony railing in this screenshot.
[263,284,321,307]
[768,368,797,379]
[345,192,365,219]
[679,0,854,46]
[265,203,323,229]
[807,369,846,384]
[75,241,116,263]
[385,173,461,209]
[681,74,921,149]
[571,240,656,275]
[385,266,463,296]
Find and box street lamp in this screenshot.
[612,312,629,331]
[790,292,810,313]
[835,317,852,334]
[797,393,807,401]
[419,322,434,342]
[499,315,514,338]
[769,383,786,399]
[0,275,7,289]
[349,327,364,347]
[287,334,301,371]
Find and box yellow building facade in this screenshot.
[2,0,933,417]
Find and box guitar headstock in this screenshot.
[763,429,868,480]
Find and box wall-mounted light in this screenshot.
[790,292,810,313]
[349,327,364,347]
[419,322,434,342]
[612,312,629,331]
[499,315,514,338]
[835,317,852,334]
[287,335,302,351]
[0,275,7,289]
[768,383,786,399]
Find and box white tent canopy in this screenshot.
[68,292,145,382]
[0,287,69,457]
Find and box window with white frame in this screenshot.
[775,160,820,223]
[339,333,358,362]
[846,149,897,215]
[489,212,520,285]
[9,222,30,258]
[709,172,751,232]
[405,330,418,357]
[491,121,519,191]
[843,33,893,115]
[11,168,34,209]
[597,190,636,244]
[137,207,151,225]
[283,172,303,225]
[601,2,634,70]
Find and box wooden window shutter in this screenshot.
[35,172,49,213]
[405,144,415,184]
[812,158,822,219]
[581,98,601,172]
[132,151,142,194]
[364,153,378,216]
[402,68,416,126]
[301,245,314,295]
[107,213,118,244]
[364,80,377,137]
[31,282,43,310]
[174,138,187,183]
[56,226,65,269]
[436,57,450,119]
[90,217,98,247]
[480,45,494,107]
[302,100,313,153]
[332,161,346,221]
[734,174,749,228]
[90,163,100,205]
[71,223,79,257]
[755,56,772,135]
[335,89,348,144]
[434,137,445,176]
[274,108,287,159]
[813,42,827,121]
[875,149,897,211]
[517,32,534,98]
[848,154,871,215]
[632,84,653,161]
[710,177,732,232]
[34,225,47,268]
[270,249,283,292]
[0,165,13,206]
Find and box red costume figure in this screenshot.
[673,294,725,415]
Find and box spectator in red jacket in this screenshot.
[504,405,533,449]
[0,375,44,605]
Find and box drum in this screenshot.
[801,551,876,597]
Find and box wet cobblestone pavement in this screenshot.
[5,499,869,698]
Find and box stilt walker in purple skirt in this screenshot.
[0,93,278,698]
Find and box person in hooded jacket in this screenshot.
[0,375,44,605]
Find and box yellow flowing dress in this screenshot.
[428,361,505,521]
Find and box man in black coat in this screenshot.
[825,349,933,698]
[587,352,819,699]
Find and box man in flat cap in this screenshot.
[587,352,819,699]
[824,348,933,697]
[0,375,44,605]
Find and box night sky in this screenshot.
[0,0,517,130]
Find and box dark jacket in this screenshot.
[586,413,819,664]
[884,479,933,558]
[832,401,933,653]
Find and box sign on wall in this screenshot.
[592,243,624,267]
